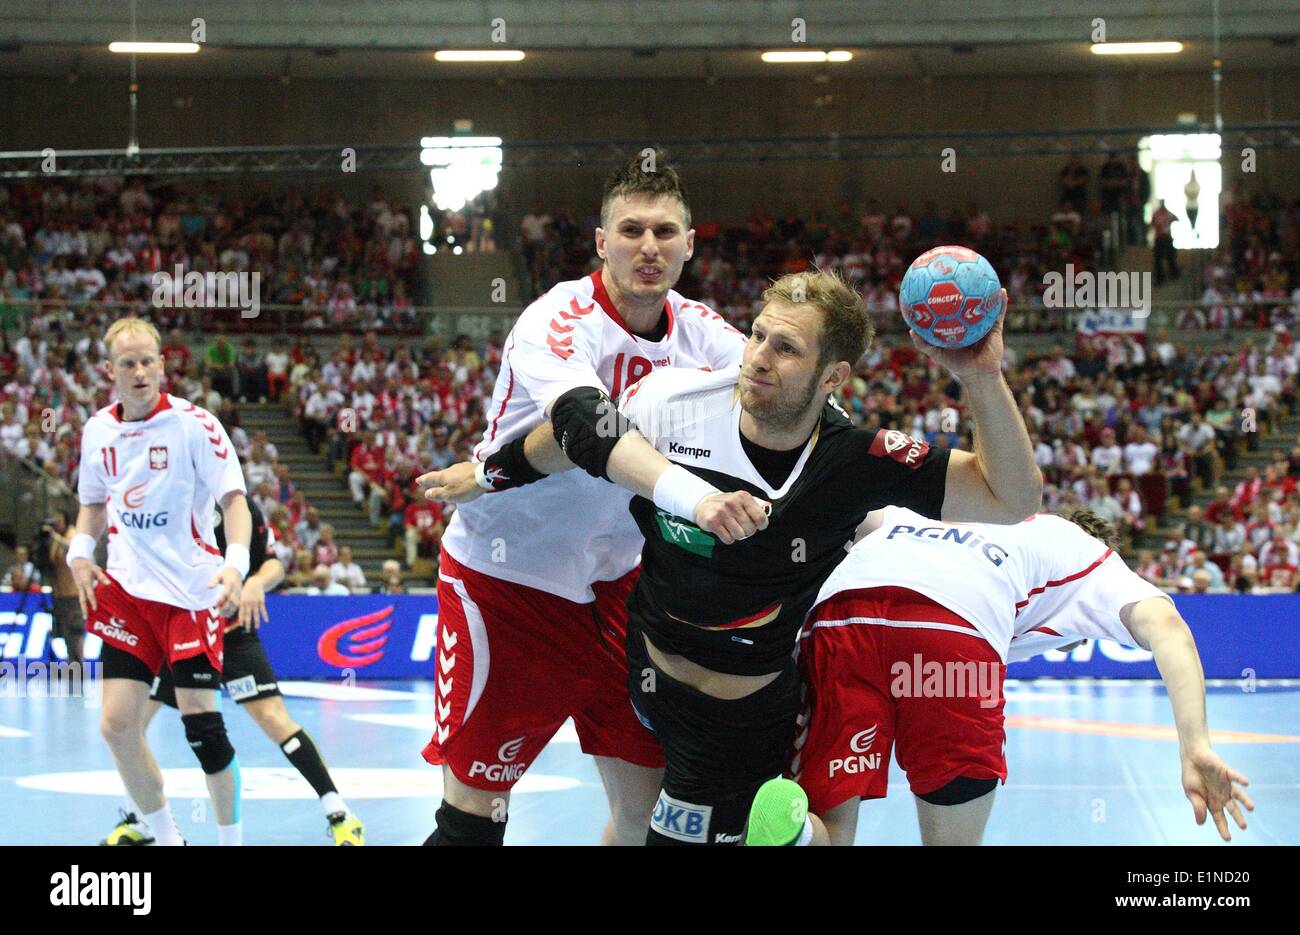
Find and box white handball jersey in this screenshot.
[442,270,746,602]
[810,506,1171,662]
[77,394,248,610]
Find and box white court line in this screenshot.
[278,681,422,702]
[1115,742,1169,845]
[0,724,32,738]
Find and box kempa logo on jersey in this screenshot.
[829,725,883,777]
[92,617,138,647]
[668,441,711,459]
[50,865,151,915]
[467,736,528,782]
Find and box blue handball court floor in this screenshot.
[1,677,1296,845]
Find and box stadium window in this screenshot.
[419,136,503,254]
[1139,133,1222,249]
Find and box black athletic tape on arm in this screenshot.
[551,385,632,481]
[480,435,546,491]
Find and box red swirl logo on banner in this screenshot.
[317,605,396,668]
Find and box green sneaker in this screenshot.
[745,778,809,846]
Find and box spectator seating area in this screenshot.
[520,197,1107,336]
[0,179,422,334]
[0,178,1298,596]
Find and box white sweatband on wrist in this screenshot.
[65,533,97,567]
[653,465,720,522]
[473,461,493,490]
[223,543,250,581]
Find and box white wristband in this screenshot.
[473,461,493,490]
[223,543,250,581]
[65,533,97,567]
[653,465,721,522]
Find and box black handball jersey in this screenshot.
[618,365,950,674]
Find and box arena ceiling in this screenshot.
[0,1,1296,80]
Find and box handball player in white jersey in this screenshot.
[414,153,763,845]
[68,317,253,846]
[748,507,1254,846]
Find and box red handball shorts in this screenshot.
[423,551,664,792]
[794,586,1007,815]
[85,573,225,676]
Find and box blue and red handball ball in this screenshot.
[898,246,1004,349]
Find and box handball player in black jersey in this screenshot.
[421,268,1041,844]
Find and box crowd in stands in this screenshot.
[0,178,422,332]
[1,176,1299,600]
[840,323,1299,593]
[520,196,1107,335]
[1187,184,1300,330]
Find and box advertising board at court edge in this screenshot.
[2,593,1298,680]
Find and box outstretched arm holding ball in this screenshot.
[916,293,1042,523]
[898,248,1040,523]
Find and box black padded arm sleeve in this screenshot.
[550,385,633,481]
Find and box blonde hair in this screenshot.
[104,317,162,358]
[762,268,873,368]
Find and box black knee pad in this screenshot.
[182,711,236,775]
[422,802,506,846]
[551,385,631,481]
[916,775,998,807]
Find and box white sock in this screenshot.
[793,817,814,847]
[143,804,184,846]
[124,795,141,818]
[321,792,347,817]
[217,822,243,846]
